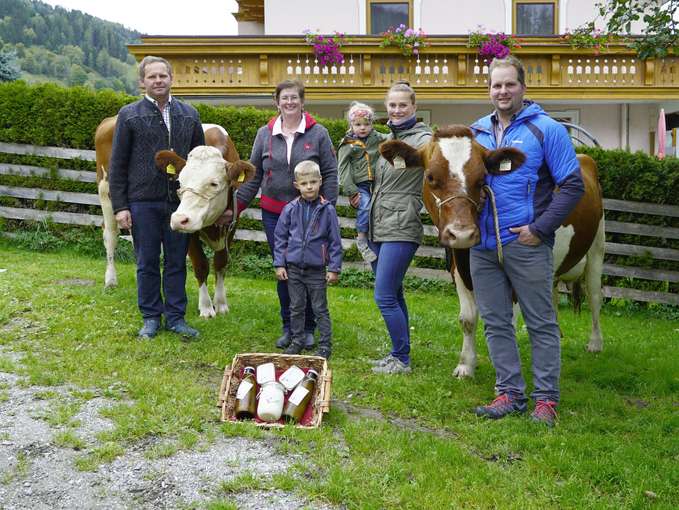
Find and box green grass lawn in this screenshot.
[0,241,676,509]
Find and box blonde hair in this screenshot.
[347,102,375,124]
[294,160,321,180]
[488,55,526,87]
[386,80,416,105]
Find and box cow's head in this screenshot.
[380,125,525,248]
[155,146,255,233]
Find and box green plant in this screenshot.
[563,22,611,54]
[594,0,679,59]
[379,24,429,56]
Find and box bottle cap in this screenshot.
[243,366,255,375]
[306,369,319,380]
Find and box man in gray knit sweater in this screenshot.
[109,56,205,340]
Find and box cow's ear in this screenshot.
[483,147,525,175]
[226,160,256,188]
[155,150,187,177]
[380,140,424,168]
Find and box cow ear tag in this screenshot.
[393,156,406,169]
[238,171,246,182]
[166,163,176,175]
[499,159,512,172]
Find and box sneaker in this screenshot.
[368,354,395,367]
[303,332,315,350]
[531,400,558,427]
[284,342,304,355]
[166,320,199,339]
[356,238,377,263]
[474,394,527,419]
[371,357,411,374]
[138,318,161,339]
[315,347,332,359]
[275,332,291,349]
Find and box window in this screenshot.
[513,1,558,35]
[367,0,413,35]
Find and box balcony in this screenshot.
[129,36,679,101]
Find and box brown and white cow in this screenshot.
[94,118,255,317]
[380,125,605,378]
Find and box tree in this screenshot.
[68,63,88,86]
[595,0,679,59]
[0,48,20,81]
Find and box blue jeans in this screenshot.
[470,241,561,402]
[370,241,418,365]
[129,201,189,325]
[261,209,316,335]
[355,181,372,234]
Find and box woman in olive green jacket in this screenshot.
[368,82,432,375]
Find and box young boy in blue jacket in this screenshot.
[274,160,342,359]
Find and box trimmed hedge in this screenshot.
[576,147,679,206]
[1,80,677,206]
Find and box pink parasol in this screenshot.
[657,108,666,160]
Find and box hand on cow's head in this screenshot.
[482,146,526,175]
[155,150,186,178]
[379,140,424,169]
[226,160,256,189]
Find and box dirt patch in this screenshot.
[0,350,336,509]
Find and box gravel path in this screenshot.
[0,348,336,510]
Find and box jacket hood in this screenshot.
[267,111,318,131]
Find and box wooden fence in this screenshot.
[1,142,678,306]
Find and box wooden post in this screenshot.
[644,58,655,86]
[259,54,269,86]
[457,54,467,85]
[363,54,372,85]
[551,55,561,86]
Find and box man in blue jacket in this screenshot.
[273,161,342,359]
[109,56,205,340]
[470,56,584,427]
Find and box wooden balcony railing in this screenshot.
[129,36,679,100]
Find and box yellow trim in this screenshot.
[366,0,414,35]
[513,0,559,35]
[127,36,679,102]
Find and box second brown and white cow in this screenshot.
[94,118,255,317]
[380,125,605,378]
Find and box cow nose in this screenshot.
[440,225,479,249]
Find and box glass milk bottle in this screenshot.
[235,366,257,420]
[257,381,286,422]
[282,369,318,424]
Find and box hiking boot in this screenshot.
[138,318,160,339]
[284,342,304,355]
[356,237,377,263]
[368,354,395,367]
[303,332,315,350]
[315,346,332,359]
[275,332,291,349]
[166,320,199,339]
[371,357,411,374]
[474,394,527,419]
[531,400,558,427]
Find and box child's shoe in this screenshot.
[315,346,331,359]
[284,342,304,355]
[356,237,377,263]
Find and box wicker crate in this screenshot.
[218,352,331,428]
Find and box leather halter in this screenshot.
[429,190,480,214]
